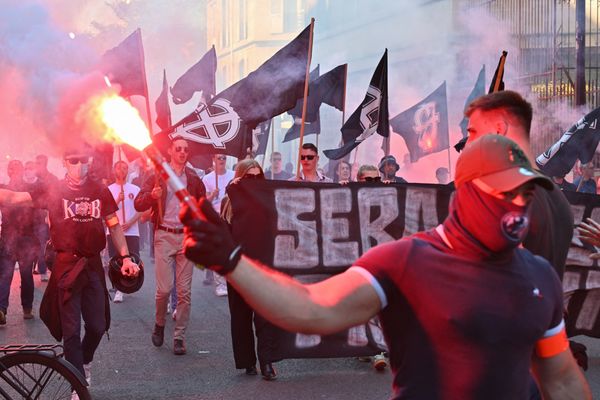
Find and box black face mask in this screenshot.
[452,181,530,254]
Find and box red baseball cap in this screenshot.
[454,134,553,193]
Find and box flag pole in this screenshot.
[342,63,347,126]
[295,18,315,179]
[117,145,127,224]
[270,121,276,179]
[446,147,452,179]
[136,28,162,223]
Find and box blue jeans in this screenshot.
[0,245,36,312]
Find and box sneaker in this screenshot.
[0,310,5,325]
[173,339,186,355]
[83,363,92,386]
[23,308,34,320]
[373,353,388,371]
[152,324,164,347]
[32,268,40,275]
[215,284,228,297]
[172,309,177,321]
[166,301,172,315]
[113,291,124,303]
[40,272,49,282]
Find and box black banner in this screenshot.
[228,180,600,359]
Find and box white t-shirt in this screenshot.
[107,182,141,236]
[202,170,235,213]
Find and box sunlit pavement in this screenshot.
[1,250,599,399]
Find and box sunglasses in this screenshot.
[174,146,189,153]
[243,172,264,180]
[216,156,227,161]
[65,157,90,165]
[300,155,316,161]
[363,176,381,182]
[272,157,282,161]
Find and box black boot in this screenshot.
[260,363,277,381]
[152,324,164,347]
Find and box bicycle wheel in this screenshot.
[0,352,90,400]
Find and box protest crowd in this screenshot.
[2,11,600,400]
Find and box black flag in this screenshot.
[155,69,172,131]
[324,50,388,160]
[170,46,217,105]
[100,29,146,98]
[536,107,600,177]
[283,66,321,142]
[459,65,485,138]
[489,51,507,93]
[391,82,449,163]
[154,23,311,159]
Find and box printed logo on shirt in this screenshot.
[62,197,101,222]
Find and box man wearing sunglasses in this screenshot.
[134,136,206,355]
[356,165,381,182]
[0,145,140,388]
[290,143,332,183]
[264,151,292,181]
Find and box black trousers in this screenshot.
[226,282,281,369]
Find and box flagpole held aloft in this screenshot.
[295,17,315,180]
[489,51,507,94]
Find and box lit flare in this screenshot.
[99,95,152,150]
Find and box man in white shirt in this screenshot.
[290,143,333,183]
[106,161,142,303]
[202,154,234,296]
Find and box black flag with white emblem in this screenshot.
[324,50,388,160]
[154,24,311,159]
[391,82,449,162]
[536,107,600,177]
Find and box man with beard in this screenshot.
[135,136,205,355]
[181,135,590,399]
[0,145,139,394]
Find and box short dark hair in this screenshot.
[465,91,533,137]
[301,143,318,154]
[170,135,187,145]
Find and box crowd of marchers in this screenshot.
[0,90,598,399]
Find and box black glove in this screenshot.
[179,197,241,275]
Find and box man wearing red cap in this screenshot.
[181,135,590,399]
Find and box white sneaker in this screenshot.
[113,291,124,303]
[215,284,228,297]
[40,272,49,282]
[172,309,177,320]
[373,353,388,371]
[166,301,172,315]
[83,363,92,385]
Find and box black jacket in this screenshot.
[134,167,206,228]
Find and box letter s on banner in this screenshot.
[273,189,319,269]
[357,187,399,253]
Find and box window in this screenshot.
[221,0,230,48]
[238,0,247,40]
[238,59,245,80]
[283,0,297,32]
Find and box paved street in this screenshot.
[1,249,599,399]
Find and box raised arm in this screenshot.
[181,198,382,335]
[0,188,33,207]
[229,258,381,334]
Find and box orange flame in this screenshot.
[98,95,152,151]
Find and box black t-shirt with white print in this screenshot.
[351,228,564,400]
[30,178,118,257]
